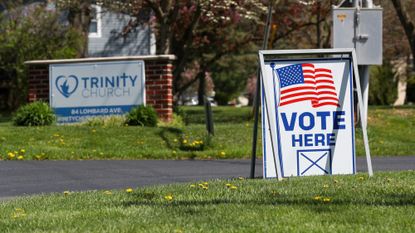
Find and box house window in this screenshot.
[88,5,101,38]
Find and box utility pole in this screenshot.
[333,0,382,124]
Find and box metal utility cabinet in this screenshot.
[333,7,382,65]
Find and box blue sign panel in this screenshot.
[49,61,145,124]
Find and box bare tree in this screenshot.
[390,0,415,71]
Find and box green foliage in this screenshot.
[369,63,397,105]
[173,105,189,124]
[0,5,82,110]
[125,105,158,127]
[157,113,185,128]
[12,101,55,126]
[211,53,257,105]
[81,116,127,127]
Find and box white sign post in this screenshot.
[258,49,373,179]
[49,60,145,124]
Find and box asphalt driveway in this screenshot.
[0,156,414,199]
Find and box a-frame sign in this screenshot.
[253,49,373,180]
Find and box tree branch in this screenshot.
[144,0,164,19]
[391,0,415,70]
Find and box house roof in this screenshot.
[25,55,176,65]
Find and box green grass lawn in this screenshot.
[1,171,414,232]
[0,106,414,160]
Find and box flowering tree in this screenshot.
[121,0,267,103]
[268,0,334,49]
[55,0,266,103]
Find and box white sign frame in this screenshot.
[258,48,373,180]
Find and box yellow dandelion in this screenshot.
[323,184,329,188]
[17,155,24,160]
[238,176,245,180]
[172,150,177,154]
[173,139,178,142]
[313,196,321,201]
[63,191,70,195]
[92,129,96,133]
[125,188,133,193]
[230,185,238,190]
[190,184,196,188]
[220,151,226,157]
[164,194,173,201]
[99,152,104,156]
[358,176,364,181]
[225,183,232,188]
[104,190,112,195]
[198,183,205,188]
[7,152,15,159]
[202,186,208,190]
[11,208,26,219]
[323,197,331,202]
[182,139,188,144]
[20,149,26,154]
[35,155,42,160]
[334,179,339,184]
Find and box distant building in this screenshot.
[1,1,155,57]
[0,1,154,110]
[86,4,155,57]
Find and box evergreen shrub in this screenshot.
[13,102,55,126]
[125,105,158,127]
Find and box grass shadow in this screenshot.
[121,191,415,213]
[158,126,183,150]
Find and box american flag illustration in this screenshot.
[275,63,339,108]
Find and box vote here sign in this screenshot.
[260,56,355,178]
[49,60,145,124]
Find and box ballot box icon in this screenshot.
[297,149,332,176]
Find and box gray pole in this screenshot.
[356,0,372,124]
[250,0,274,179]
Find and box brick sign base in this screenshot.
[25,55,175,121]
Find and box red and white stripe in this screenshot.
[279,64,317,107]
[279,63,339,108]
[312,67,339,107]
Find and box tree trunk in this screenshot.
[392,58,408,106]
[156,20,171,54]
[197,71,205,106]
[316,1,321,48]
[67,2,92,57]
[391,0,415,71]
